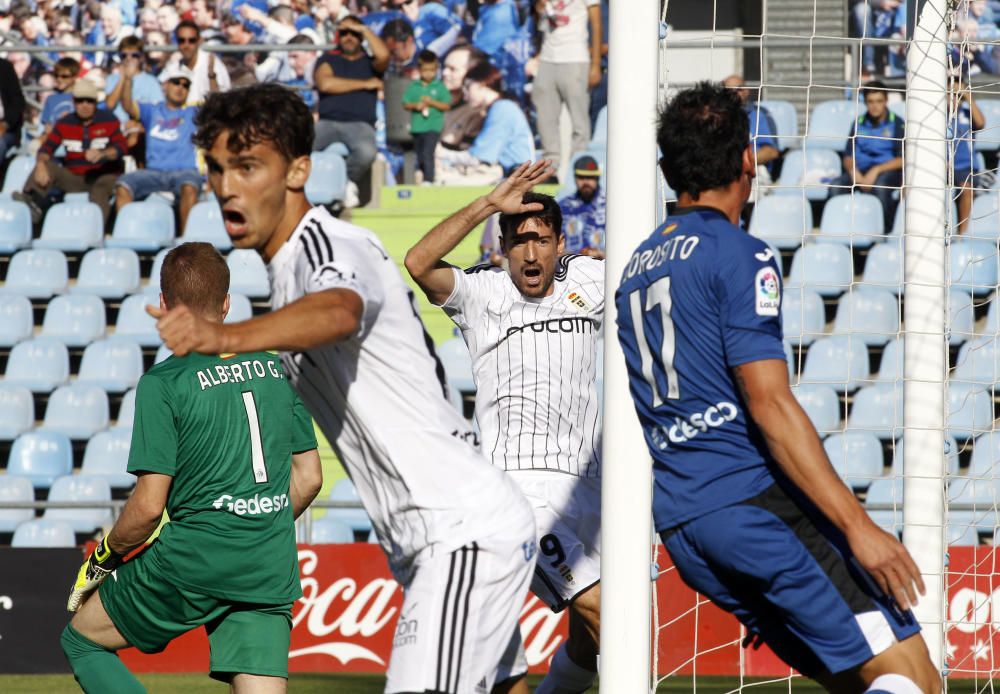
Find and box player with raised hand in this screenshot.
[615,82,940,693]
[148,83,536,694]
[405,162,604,694]
[61,242,322,694]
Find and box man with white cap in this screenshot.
[115,62,204,231]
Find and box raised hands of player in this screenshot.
[485,160,554,215]
[847,521,925,611]
[146,303,225,357]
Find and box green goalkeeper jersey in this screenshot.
[127,350,317,604]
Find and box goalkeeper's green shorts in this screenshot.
[99,549,293,681]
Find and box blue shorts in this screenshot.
[116,169,203,199]
[953,165,977,187]
[660,483,921,678]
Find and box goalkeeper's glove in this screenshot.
[67,535,124,612]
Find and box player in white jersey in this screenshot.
[406,162,603,694]
[148,83,536,694]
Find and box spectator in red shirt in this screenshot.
[18,79,128,224]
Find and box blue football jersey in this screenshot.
[615,206,787,530]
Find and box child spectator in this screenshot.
[403,49,451,183]
[39,57,79,138]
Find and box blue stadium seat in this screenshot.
[791,384,840,435]
[309,517,355,544]
[40,384,109,439]
[154,344,172,364]
[946,517,980,546]
[0,248,68,299]
[818,193,884,248]
[0,293,32,347]
[305,150,348,206]
[324,142,350,158]
[2,155,33,194]
[367,529,379,544]
[950,238,999,296]
[800,335,870,392]
[182,201,232,251]
[774,149,843,200]
[81,429,134,489]
[43,474,113,533]
[227,249,270,299]
[758,100,798,151]
[847,383,903,439]
[40,293,106,347]
[786,244,853,297]
[11,519,76,547]
[804,99,863,151]
[0,384,34,440]
[115,294,160,347]
[860,241,901,294]
[0,474,33,532]
[969,191,1000,242]
[831,288,899,345]
[63,193,90,204]
[865,476,903,537]
[114,388,136,431]
[145,248,169,295]
[77,338,144,393]
[748,195,812,250]
[782,287,825,346]
[963,432,1000,479]
[953,337,1000,385]
[889,198,958,238]
[7,431,73,488]
[824,432,884,490]
[328,479,372,533]
[437,337,475,393]
[72,248,141,299]
[890,435,959,476]
[4,338,69,392]
[947,477,1000,532]
[225,293,253,323]
[949,289,975,347]
[973,99,1000,151]
[34,200,103,252]
[0,197,32,252]
[876,337,902,383]
[107,201,175,251]
[948,382,994,440]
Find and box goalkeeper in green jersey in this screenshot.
[61,242,323,694]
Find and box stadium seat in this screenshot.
[7,431,73,488]
[43,474,113,533]
[154,344,172,364]
[946,517,980,546]
[40,293,106,347]
[890,436,960,477]
[107,201,175,251]
[889,198,958,238]
[786,244,853,297]
[327,478,372,533]
[968,432,1000,479]
[227,249,270,299]
[800,335,869,392]
[846,383,903,440]
[4,338,69,392]
[0,474,33,532]
[225,293,253,323]
[865,476,903,537]
[947,477,1000,532]
[0,248,68,299]
[980,289,1000,336]
[11,519,76,548]
[950,238,999,296]
[948,289,974,347]
[947,382,994,440]
[831,288,899,345]
[969,190,1000,242]
[804,99,863,152]
[973,99,1000,151]
[305,150,348,206]
[748,195,812,249]
[774,148,843,200]
[953,337,1000,385]
[875,337,902,382]
[34,200,103,252]
[824,432,884,490]
[40,384,109,439]
[791,384,840,435]
[2,155,33,194]
[0,383,34,440]
[0,293,32,347]
[758,99,798,150]
[781,287,825,346]
[437,337,475,393]
[367,529,379,544]
[114,388,136,431]
[0,197,32,252]
[81,429,134,489]
[77,338,144,393]
[115,294,160,346]
[817,193,884,248]
[309,517,355,544]
[145,248,169,295]
[324,142,350,159]
[182,201,232,250]
[860,241,901,294]
[72,248,141,299]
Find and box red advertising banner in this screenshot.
[116,545,1000,680]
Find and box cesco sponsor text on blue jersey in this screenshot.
[647,401,740,449]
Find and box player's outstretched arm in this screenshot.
[733,359,925,611]
[290,448,323,519]
[404,160,552,305]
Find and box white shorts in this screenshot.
[384,516,536,694]
[511,471,601,612]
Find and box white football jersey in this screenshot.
[440,254,604,477]
[268,207,528,582]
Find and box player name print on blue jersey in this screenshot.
[196,358,286,391]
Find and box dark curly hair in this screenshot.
[194,83,313,162]
[499,192,563,241]
[657,81,749,199]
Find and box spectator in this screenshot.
[192,0,218,33]
[589,0,608,129]
[164,20,231,104]
[438,44,487,150]
[722,74,780,186]
[219,14,259,87]
[18,79,126,223]
[472,0,520,59]
[94,4,134,69]
[403,49,451,183]
[156,5,180,36]
[144,30,170,74]
[533,0,601,179]
[381,17,418,77]
[0,55,24,161]
[39,57,79,138]
[558,154,605,258]
[137,7,159,38]
[238,3,297,43]
[437,62,533,184]
[313,14,389,196]
[828,80,904,232]
[115,63,202,231]
[314,0,350,43]
[104,36,165,124]
[390,0,462,56]
[950,73,985,234]
[256,34,318,109]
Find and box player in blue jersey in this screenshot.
[616,82,940,693]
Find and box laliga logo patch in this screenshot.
[755,267,780,316]
[566,291,589,312]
